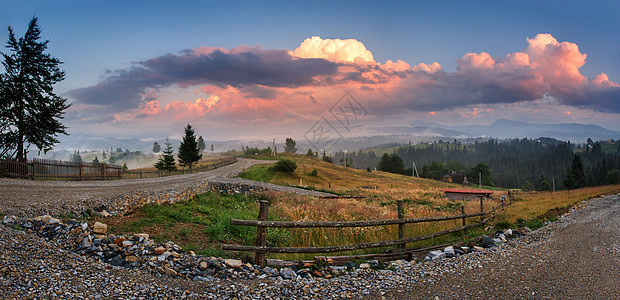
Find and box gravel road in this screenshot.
[392,193,620,299]
[0,158,277,217]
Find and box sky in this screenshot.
[2,0,620,145]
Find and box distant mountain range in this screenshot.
[374,119,619,142]
[36,119,618,158]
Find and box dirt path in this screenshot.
[0,158,275,217]
[391,194,620,299]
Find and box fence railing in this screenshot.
[223,195,512,266]
[0,158,122,180]
[121,156,237,179]
[0,156,237,181]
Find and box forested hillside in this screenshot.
[332,138,620,189]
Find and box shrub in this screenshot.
[269,159,297,174]
[308,168,318,177]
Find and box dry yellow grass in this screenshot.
[499,184,620,223]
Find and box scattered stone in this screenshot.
[359,263,371,269]
[199,261,208,270]
[279,267,296,279]
[428,250,446,260]
[154,246,166,255]
[481,235,496,248]
[92,222,107,234]
[224,259,243,268]
[134,233,149,239]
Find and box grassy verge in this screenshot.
[100,192,291,260]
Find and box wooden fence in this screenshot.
[0,158,122,180]
[223,195,512,266]
[0,156,237,181]
[121,156,237,179]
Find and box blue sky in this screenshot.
[2,0,619,140]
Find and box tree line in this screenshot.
[330,138,620,190]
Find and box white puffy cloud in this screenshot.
[292,36,375,63]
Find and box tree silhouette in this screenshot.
[0,17,70,160]
[284,138,298,153]
[152,142,161,153]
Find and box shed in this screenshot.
[444,188,494,201]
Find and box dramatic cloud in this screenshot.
[68,46,339,112]
[66,34,620,139]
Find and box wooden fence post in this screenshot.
[79,163,83,181]
[479,196,484,222]
[103,164,107,180]
[461,205,466,227]
[397,200,405,249]
[256,200,270,266]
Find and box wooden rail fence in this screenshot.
[0,156,237,181]
[223,195,513,266]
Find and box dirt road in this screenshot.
[0,158,274,216]
[393,194,620,299]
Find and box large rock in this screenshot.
[224,259,243,268]
[428,250,446,260]
[279,267,296,279]
[443,246,456,258]
[481,235,496,248]
[93,222,108,234]
[154,246,166,254]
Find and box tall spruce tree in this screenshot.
[178,124,201,170]
[154,138,176,172]
[0,17,70,160]
[284,138,298,153]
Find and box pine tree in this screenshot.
[178,124,202,170]
[210,144,214,153]
[284,138,298,153]
[0,17,71,160]
[198,136,206,153]
[154,138,176,172]
[102,150,106,159]
[92,156,99,164]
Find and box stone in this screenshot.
[80,222,88,231]
[134,233,149,240]
[199,261,208,270]
[224,259,243,268]
[279,267,296,279]
[121,240,133,248]
[481,235,496,248]
[473,246,485,251]
[444,246,455,258]
[170,251,180,258]
[154,246,166,255]
[99,210,111,218]
[460,246,470,253]
[48,217,60,224]
[163,267,177,276]
[428,250,446,260]
[34,215,52,222]
[81,236,92,248]
[359,263,371,269]
[504,229,513,237]
[108,255,124,267]
[93,222,107,234]
[454,248,465,255]
[523,227,532,233]
[125,255,141,262]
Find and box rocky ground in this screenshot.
[1,191,618,298]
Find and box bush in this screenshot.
[308,168,318,177]
[269,159,297,174]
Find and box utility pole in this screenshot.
[272,139,276,157]
[479,172,481,188]
[552,177,555,193]
[344,150,347,167]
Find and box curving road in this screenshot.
[391,194,620,299]
[0,158,275,217]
